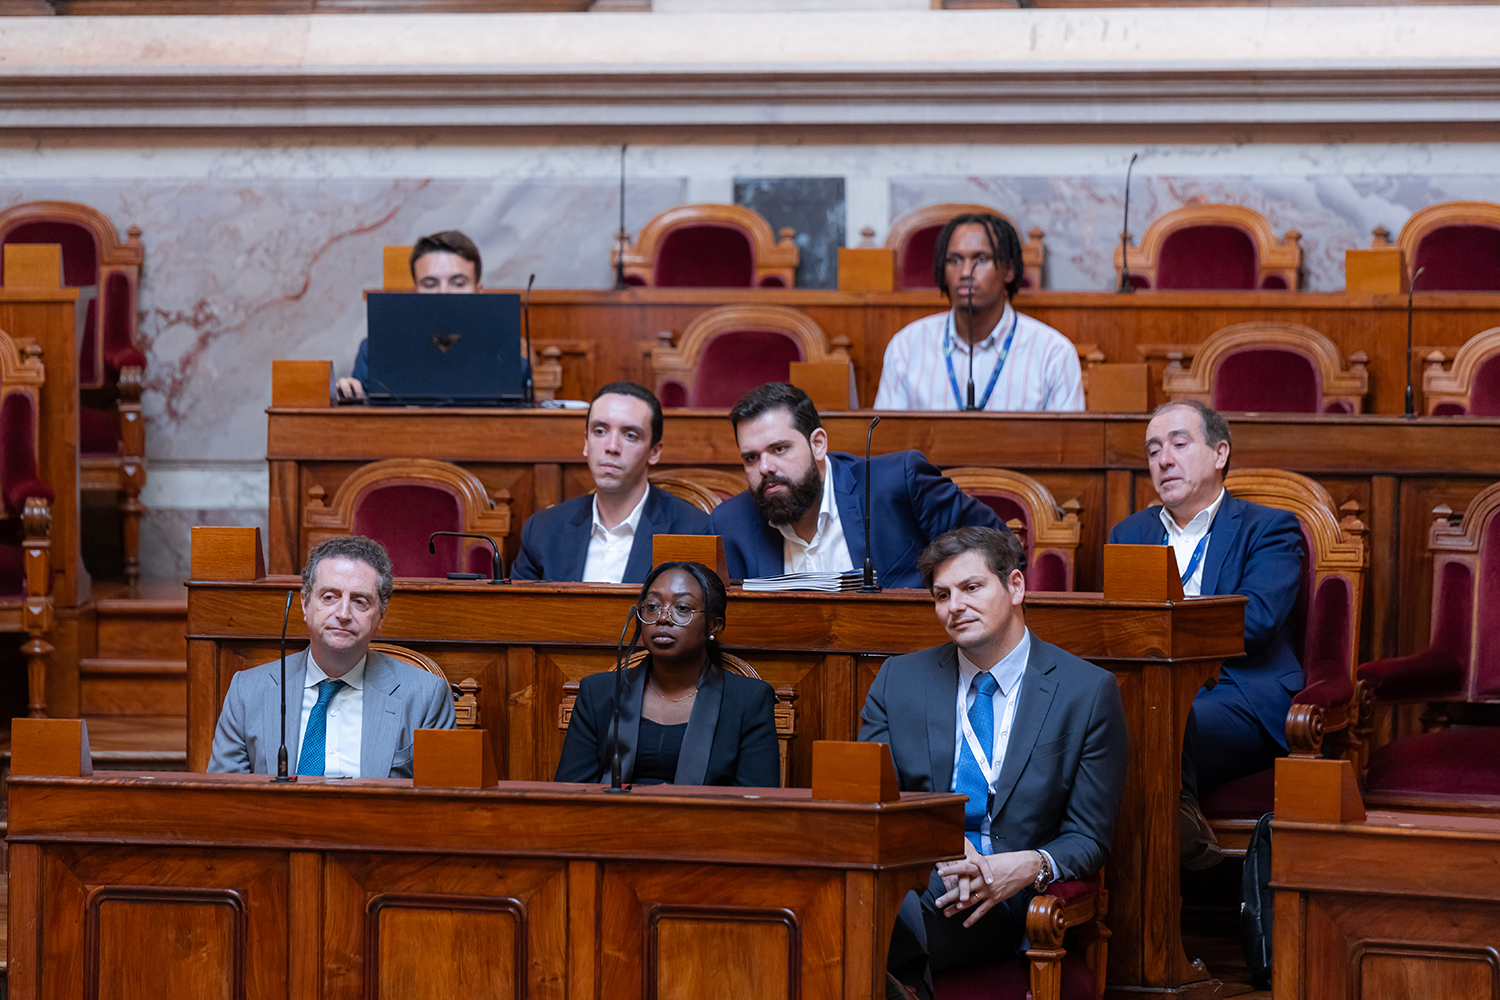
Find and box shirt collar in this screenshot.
[1160,486,1227,539]
[591,485,650,536]
[947,302,1015,356]
[956,627,1031,697]
[305,650,366,691]
[773,454,839,549]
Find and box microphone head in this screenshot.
[526,273,536,292]
[870,415,881,430]
[428,538,438,555]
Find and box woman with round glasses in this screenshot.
[555,561,780,787]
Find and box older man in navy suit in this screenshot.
[861,526,1128,998]
[512,382,709,583]
[1109,400,1304,869]
[708,382,1003,587]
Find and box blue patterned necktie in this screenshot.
[296,679,346,777]
[955,672,1000,849]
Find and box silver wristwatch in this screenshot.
[1032,850,1054,893]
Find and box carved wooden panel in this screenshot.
[370,896,523,999]
[91,887,244,1000]
[601,862,842,1000]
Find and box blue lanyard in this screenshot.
[1165,530,1211,586]
[944,310,1016,411]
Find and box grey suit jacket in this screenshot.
[207,649,456,779]
[858,633,1128,880]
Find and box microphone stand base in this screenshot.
[272,775,298,783]
[858,585,883,593]
[604,785,633,794]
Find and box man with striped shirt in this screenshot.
[872,213,1084,413]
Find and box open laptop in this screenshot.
[365,292,525,406]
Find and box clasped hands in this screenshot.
[934,840,1042,928]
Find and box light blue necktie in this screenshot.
[296,679,346,777]
[955,672,999,849]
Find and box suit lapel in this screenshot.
[562,497,594,582]
[617,663,646,783]
[622,487,660,583]
[831,456,866,569]
[275,649,309,774]
[989,639,1058,819]
[927,645,960,795]
[673,665,722,786]
[360,653,401,779]
[1200,494,1243,597]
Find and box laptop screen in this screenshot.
[365,292,525,406]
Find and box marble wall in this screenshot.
[6,140,1500,578]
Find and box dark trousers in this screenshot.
[1182,673,1286,798]
[887,867,1036,993]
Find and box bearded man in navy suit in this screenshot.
[707,382,1003,587]
[1109,400,1305,870]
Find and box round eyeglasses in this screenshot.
[636,601,706,627]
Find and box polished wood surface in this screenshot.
[1273,796,1500,999]
[187,575,1245,993]
[494,286,1500,414]
[266,405,1500,668]
[6,771,960,1000]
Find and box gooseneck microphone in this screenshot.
[275,589,296,782]
[523,274,536,407]
[1118,152,1139,294]
[860,415,882,593]
[608,608,641,792]
[613,143,629,291]
[1405,266,1426,419]
[428,531,508,584]
[964,289,978,411]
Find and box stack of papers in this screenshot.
[741,571,872,593]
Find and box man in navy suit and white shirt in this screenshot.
[861,526,1128,998]
[707,382,1004,587]
[1108,400,1305,869]
[511,382,710,583]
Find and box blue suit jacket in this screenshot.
[1109,493,1305,747]
[511,485,711,583]
[706,450,1004,589]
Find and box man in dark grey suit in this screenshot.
[208,535,454,779]
[859,526,1128,998]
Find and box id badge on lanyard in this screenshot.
[961,679,1020,792]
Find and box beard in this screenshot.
[752,462,824,527]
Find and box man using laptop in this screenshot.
[337,230,484,401]
[512,382,710,583]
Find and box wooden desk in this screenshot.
[266,406,1500,664]
[508,286,1500,414]
[187,577,1246,994]
[6,771,959,999]
[1273,808,1500,999]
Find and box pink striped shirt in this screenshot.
[872,304,1084,412]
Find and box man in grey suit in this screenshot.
[860,526,1128,999]
[208,535,455,779]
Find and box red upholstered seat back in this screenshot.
[1156,226,1258,290]
[0,390,53,515]
[690,330,805,408]
[80,297,100,387]
[1413,225,1500,292]
[1298,526,1354,710]
[1468,355,1500,416]
[352,483,466,578]
[900,225,941,289]
[1474,518,1500,698]
[654,226,755,288]
[102,271,144,370]
[1432,557,1475,674]
[1211,349,1320,413]
[1,220,98,286]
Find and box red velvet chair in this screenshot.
[650,304,854,408]
[0,327,56,718]
[1195,470,1369,854]
[1422,326,1500,416]
[930,875,1109,1000]
[0,200,148,585]
[944,469,1081,592]
[1356,482,1500,812]
[1396,201,1500,292]
[1162,321,1370,414]
[884,204,1046,291]
[611,204,799,288]
[1113,197,1301,291]
[302,459,511,578]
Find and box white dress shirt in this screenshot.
[1159,487,1227,597]
[582,487,650,584]
[777,455,854,575]
[298,652,365,778]
[873,304,1085,412]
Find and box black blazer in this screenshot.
[555,661,781,787]
[511,486,711,583]
[859,634,1128,880]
